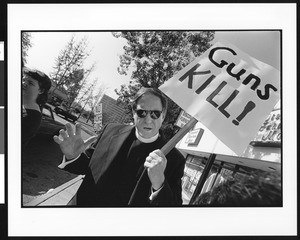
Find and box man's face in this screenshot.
[133,93,165,139]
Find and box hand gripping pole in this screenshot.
[128,117,198,206]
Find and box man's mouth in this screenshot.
[143,127,152,131]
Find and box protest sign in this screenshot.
[93,103,102,132]
[159,41,280,155]
[253,108,281,143]
[175,110,192,128]
[185,128,204,146]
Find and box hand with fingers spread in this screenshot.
[53,123,98,160]
[144,149,167,190]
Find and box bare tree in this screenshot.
[49,34,95,108]
[85,83,108,123]
[76,81,107,121]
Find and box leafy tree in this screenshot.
[21,32,32,66]
[49,35,95,109]
[113,31,215,140]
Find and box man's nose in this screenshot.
[144,113,153,123]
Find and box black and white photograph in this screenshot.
[21,30,282,208]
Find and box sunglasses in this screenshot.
[135,109,162,119]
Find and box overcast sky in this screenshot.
[26,30,280,99]
[214,31,280,70]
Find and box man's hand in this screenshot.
[53,123,98,160]
[144,149,167,190]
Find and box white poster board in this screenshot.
[160,41,280,155]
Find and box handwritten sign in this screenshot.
[94,104,103,114]
[185,128,204,146]
[254,108,281,143]
[175,110,192,128]
[93,103,102,132]
[159,41,280,155]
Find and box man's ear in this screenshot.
[161,110,167,121]
[38,88,44,94]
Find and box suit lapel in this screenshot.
[90,125,135,183]
[105,125,135,167]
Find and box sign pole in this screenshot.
[189,153,216,204]
[128,117,198,205]
[160,117,198,155]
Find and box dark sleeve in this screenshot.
[22,109,42,147]
[61,124,109,175]
[150,149,185,206]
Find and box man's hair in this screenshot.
[191,171,282,207]
[23,68,52,107]
[132,87,168,113]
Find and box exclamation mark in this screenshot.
[232,101,256,126]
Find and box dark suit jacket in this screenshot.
[63,123,186,207]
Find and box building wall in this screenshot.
[99,94,128,125]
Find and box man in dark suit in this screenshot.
[54,88,186,206]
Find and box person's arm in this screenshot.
[57,135,103,175]
[54,123,97,159]
[55,123,112,175]
[22,108,42,146]
[58,154,81,169]
[54,123,98,174]
[149,183,165,200]
[148,149,185,206]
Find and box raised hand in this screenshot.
[53,123,98,160]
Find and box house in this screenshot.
[99,94,128,126]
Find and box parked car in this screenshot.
[54,106,77,122]
[37,103,65,138]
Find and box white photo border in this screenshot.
[7,3,297,237]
